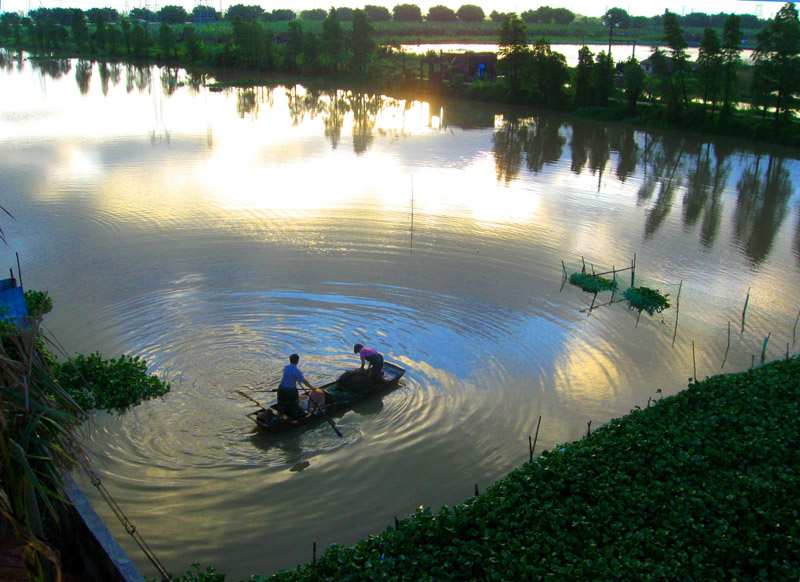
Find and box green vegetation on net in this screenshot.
[569,272,618,294]
[623,285,670,315]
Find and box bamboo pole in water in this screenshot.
[761,333,771,364]
[722,322,731,369]
[741,287,751,334]
[692,341,697,383]
[672,280,683,348]
[794,307,800,348]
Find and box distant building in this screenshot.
[421,51,497,88]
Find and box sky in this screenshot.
[0,0,787,20]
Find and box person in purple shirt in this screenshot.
[353,343,384,381]
[277,353,315,418]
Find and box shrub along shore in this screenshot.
[168,355,800,581]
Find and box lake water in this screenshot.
[1,51,799,579]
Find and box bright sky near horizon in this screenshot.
[0,0,786,20]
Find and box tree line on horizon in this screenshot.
[1,2,798,144]
[1,3,769,29]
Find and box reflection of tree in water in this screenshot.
[492,116,564,184]
[285,86,325,127]
[323,90,349,149]
[161,67,179,97]
[569,123,589,174]
[609,127,638,183]
[492,118,525,184]
[185,73,205,97]
[683,141,730,248]
[349,92,382,155]
[98,63,121,96]
[126,64,151,94]
[75,60,92,95]
[643,138,686,238]
[30,58,72,80]
[734,154,793,266]
[522,116,565,174]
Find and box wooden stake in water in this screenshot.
[586,420,592,437]
[531,415,542,462]
[672,280,683,348]
[794,307,800,348]
[692,341,697,384]
[722,322,731,369]
[631,253,636,288]
[761,333,771,365]
[741,287,751,334]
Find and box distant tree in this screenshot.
[158,5,188,25]
[86,7,119,25]
[286,20,303,71]
[589,50,614,106]
[573,45,594,107]
[720,14,743,117]
[427,5,457,22]
[603,7,630,53]
[225,4,263,22]
[351,8,375,74]
[456,5,484,23]
[300,9,327,21]
[682,12,711,28]
[738,14,763,29]
[662,9,689,110]
[335,8,354,21]
[364,5,391,22]
[183,25,201,60]
[499,12,529,93]
[120,17,131,54]
[489,10,504,23]
[192,5,218,23]
[322,8,343,72]
[158,22,176,59]
[552,8,574,24]
[131,20,150,58]
[751,3,800,123]
[94,9,107,50]
[263,9,294,22]
[70,9,89,50]
[393,4,423,22]
[527,38,568,107]
[623,57,646,113]
[128,7,153,22]
[697,28,722,115]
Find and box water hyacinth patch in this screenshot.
[232,356,800,582]
[623,285,670,315]
[568,272,618,294]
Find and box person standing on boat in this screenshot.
[354,343,384,381]
[277,353,315,418]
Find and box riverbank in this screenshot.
[169,354,800,581]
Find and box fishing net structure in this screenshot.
[568,272,618,294]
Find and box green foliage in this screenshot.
[256,356,800,582]
[55,351,170,412]
[623,285,670,315]
[23,289,52,316]
[156,563,226,582]
[569,272,618,293]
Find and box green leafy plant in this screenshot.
[0,318,87,582]
[623,285,670,315]
[55,352,170,412]
[569,272,618,294]
[23,289,52,316]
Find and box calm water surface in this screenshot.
[2,51,799,579]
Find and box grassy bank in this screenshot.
[171,355,800,581]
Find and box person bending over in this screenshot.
[353,343,384,381]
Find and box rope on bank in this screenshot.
[76,458,171,581]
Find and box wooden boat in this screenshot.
[246,361,406,434]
